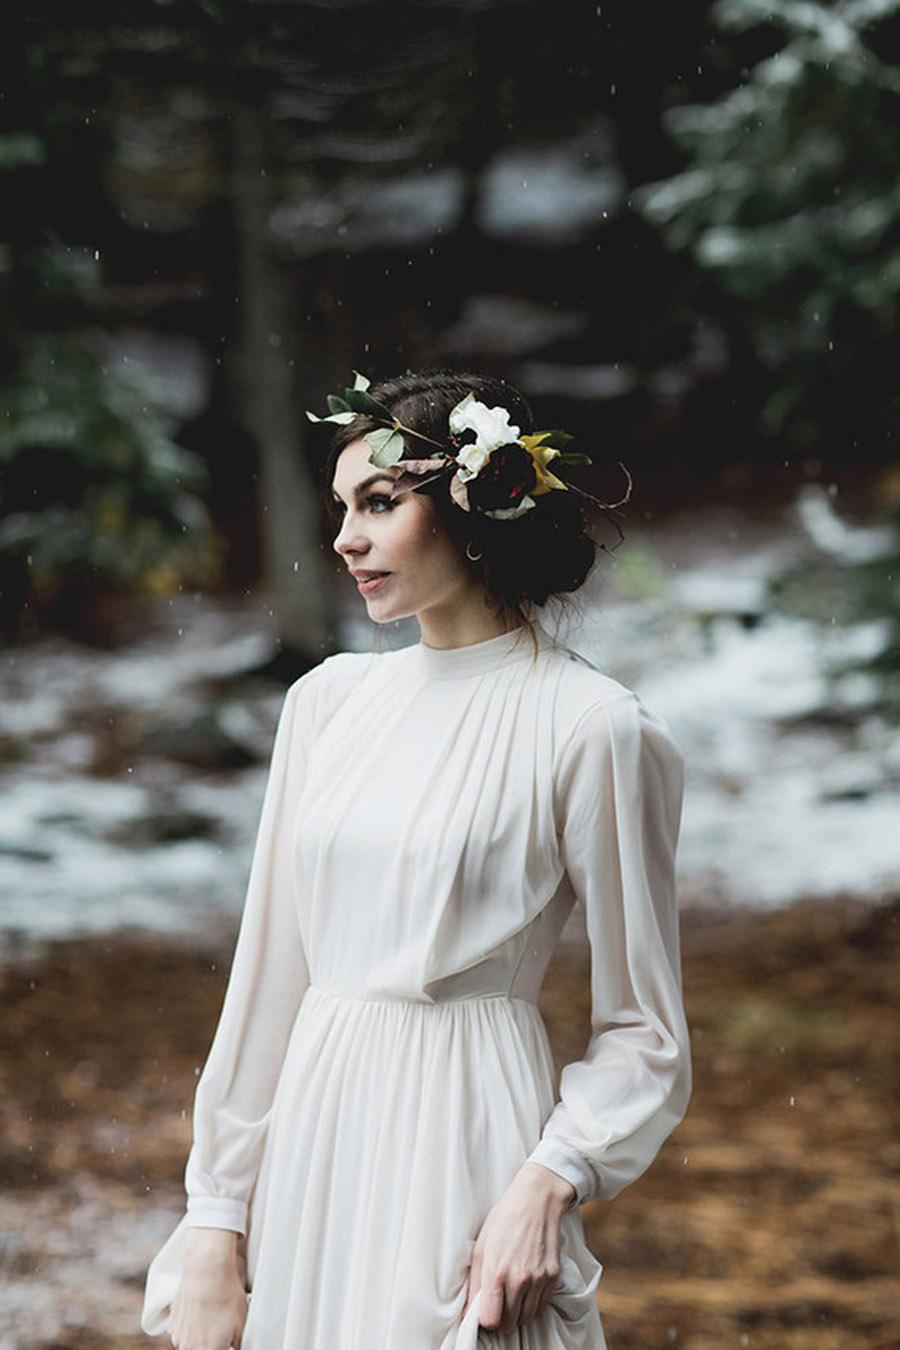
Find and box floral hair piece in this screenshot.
[307,371,632,527]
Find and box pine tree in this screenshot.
[635,0,900,459]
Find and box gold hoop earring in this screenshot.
[465,541,483,562]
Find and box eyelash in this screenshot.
[333,493,395,517]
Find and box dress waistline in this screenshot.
[305,983,539,1010]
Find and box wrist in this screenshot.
[518,1161,578,1210]
[183,1226,239,1272]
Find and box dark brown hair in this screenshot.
[322,368,608,654]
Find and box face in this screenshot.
[331,437,476,624]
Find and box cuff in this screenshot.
[185,1195,248,1234]
[525,1137,595,1208]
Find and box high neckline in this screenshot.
[414,618,560,680]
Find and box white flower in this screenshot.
[484,495,536,519]
[448,395,521,455]
[455,441,492,482]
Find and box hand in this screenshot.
[463,1162,577,1334]
[166,1227,248,1350]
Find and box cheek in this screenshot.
[382,498,468,590]
[389,501,447,563]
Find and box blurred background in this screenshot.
[1,1,898,1346]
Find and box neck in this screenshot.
[415,615,557,680]
[417,608,527,652]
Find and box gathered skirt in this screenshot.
[142,984,607,1348]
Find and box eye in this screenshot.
[332,493,396,516]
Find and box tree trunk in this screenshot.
[228,97,336,665]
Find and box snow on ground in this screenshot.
[2,495,898,959]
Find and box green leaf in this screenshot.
[343,388,394,417]
[305,409,357,425]
[449,392,476,421]
[364,426,398,450]
[366,430,406,467]
[351,370,371,391]
[554,451,592,465]
[530,429,575,447]
[326,394,351,414]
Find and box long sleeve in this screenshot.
[182,671,316,1234]
[526,690,692,1208]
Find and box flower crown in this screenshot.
[307,371,631,525]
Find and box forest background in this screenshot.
[1,2,898,1346]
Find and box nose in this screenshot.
[332,514,367,560]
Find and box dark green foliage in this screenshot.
[635,0,900,457]
[0,334,215,620]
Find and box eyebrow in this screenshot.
[331,473,397,504]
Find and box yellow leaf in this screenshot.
[520,436,568,495]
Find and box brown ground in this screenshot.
[1,893,897,1348]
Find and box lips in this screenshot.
[356,572,392,594]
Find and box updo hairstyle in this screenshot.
[322,368,609,651]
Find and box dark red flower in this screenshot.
[466,443,537,513]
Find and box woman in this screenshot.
[141,368,692,1349]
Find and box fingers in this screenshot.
[477,1273,505,1329]
[476,1272,558,1332]
[499,1283,527,1336]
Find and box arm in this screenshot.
[183,669,317,1234]
[525,691,692,1208]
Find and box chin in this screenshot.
[366,596,415,624]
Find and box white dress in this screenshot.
[141,618,691,1348]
